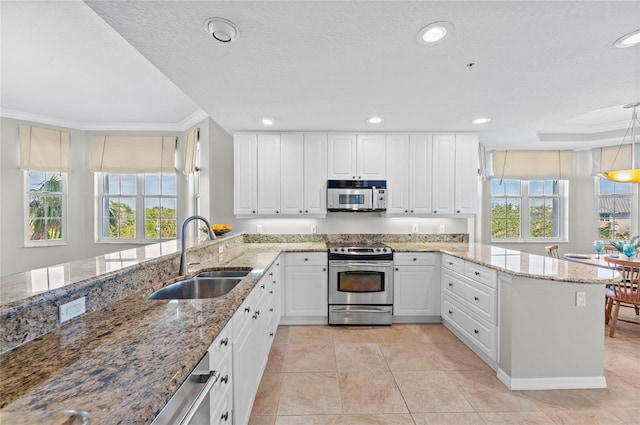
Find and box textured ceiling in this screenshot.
[2,1,640,149]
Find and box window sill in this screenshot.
[24,241,69,248]
[491,239,568,244]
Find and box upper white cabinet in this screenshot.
[280,134,304,215]
[386,134,432,215]
[257,134,281,215]
[303,134,328,214]
[431,135,456,214]
[454,134,479,214]
[328,134,386,180]
[234,134,258,215]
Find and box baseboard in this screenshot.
[392,315,441,324]
[279,316,328,326]
[497,369,607,390]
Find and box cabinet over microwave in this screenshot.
[327,180,387,212]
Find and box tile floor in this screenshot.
[248,307,640,425]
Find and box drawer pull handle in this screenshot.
[448,283,453,287]
[221,374,229,384]
[220,337,229,346]
[474,329,479,334]
[269,272,273,276]
[475,271,480,276]
[474,296,479,301]
[270,332,274,337]
[448,261,454,266]
[269,290,274,294]
[221,411,229,421]
[448,310,453,314]
[269,308,274,312]
[260,284,265,289]
[244,307,251,313]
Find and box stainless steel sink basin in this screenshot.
[196,269,250,278]
[148,277,243,300]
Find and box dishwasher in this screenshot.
[152,351,219,425]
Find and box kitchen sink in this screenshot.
[195,269,250,278]
[148,277,243,300]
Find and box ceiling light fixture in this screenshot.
[261,117,274,126]
[416,21,455,45]
[367,117,383,124]
[614,29,640,48]
[601,102,640,183]
[204,17,240,43]
[472,117,491,124]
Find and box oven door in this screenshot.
[327,188,373,211]
[328,261,393,305]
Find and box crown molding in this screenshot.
[0,108,209,132]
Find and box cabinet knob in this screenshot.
[305,210,309,213]
[433,210,437,213]
[221,374,229,384]
[475,271,480,276]
[358,176,361,179]
[304,258,308,261]
[448,310,453,314]
[276,210,279,214]
[220,337,229,346]
[244,306,251,313]
[413,258,417,261]
[395,267,399,271]
[252,210,256,214]
[323,267,327,271]
[269,308,274,312]
[269,290,273,294]
[457,210,461,213]
[270,332,274,337]
[410,210,414,213]
[299,210,303,213]
[404,210,408,213]
[474,296,479,301]
[474,329,479,334]
[448,283,453,287]
[260,284,265,289]
[352,176,356,179]
[221,412,229,422]
[448,261,454,266]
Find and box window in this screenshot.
[491,179,565,241]
[596,178,633,240]
[97,173,177,242]
[25,171,67,245]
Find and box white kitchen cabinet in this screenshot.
[303,134,328,214]
[386,134,432,215]
[431,134,456,214]
[328,134,385,180]
[257,134,281,215]
[284,253,328,321]
[280,134,304,215]
[393,253,441,320]
[441,254,498,364]
[454,134,479,214]
[233,134,258,215]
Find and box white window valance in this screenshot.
[90,135,177,173]
[183,128,199,175]
[19,125,71,172]
[491,150,573,180]
[591,144,638,175]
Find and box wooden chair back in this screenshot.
[604,257,640,304]
[545,245,559,259]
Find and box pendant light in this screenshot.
[601,102,640,183]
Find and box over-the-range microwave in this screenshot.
[327,180,387,212]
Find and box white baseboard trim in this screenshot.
[279,316,328,326]
[393,316,441,324]
[497,369,607,390]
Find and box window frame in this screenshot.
[490,179,568,243]
[24,171,68,247]
[594,177,638,241]
[95,172,178,243]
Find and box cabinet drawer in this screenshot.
[394,252,438,266]
[233,289,258,336]
[464,262,497,289]
[441,269,468,301]
[211,381,233,425]
[442,270,497,325]
[209,323,232,368]
[442,254,464,274]
[286,252,327,266]
[442,295,497,361]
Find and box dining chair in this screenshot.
[603,257,640,337]
[545,245,559,259]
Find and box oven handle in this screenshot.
[179,370,219,425]
[331,307,390,314]
[329,262,393,268]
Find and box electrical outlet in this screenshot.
[257,224,263,234]
[218,245,224,254]
[576,291,586,307]
[59,297,86,323]
[411,224,419,233]
[311,224,317,234]
[439,224,446,233]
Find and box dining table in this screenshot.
[563,253,639,268]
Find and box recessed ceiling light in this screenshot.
[204,17,240,43]
[472,117,492,124]
[417,21,455,45]
[261,117,274,125]
[367,117,383,124]
[614,29,640,48]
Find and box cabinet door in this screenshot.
[233,134,258,215]
[303,134,328,214]
[357,134,386,179]
[394,265,440,316]
[454,134,479,214]
[409,134,432,215]
[233,316,257,425]
[280,134,304,215]
[431,134,455,214]
[328,134,357,179]
[285,265,328,316]
[386,134,410,214]
[257,134,281,214]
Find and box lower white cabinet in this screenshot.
[441,254,498,363]
[284,253,328,319]
[393,253,441,320]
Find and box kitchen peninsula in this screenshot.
[0,233,617,424]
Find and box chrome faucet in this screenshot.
[179,215,216,276]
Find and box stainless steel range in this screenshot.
[328,245,394,325]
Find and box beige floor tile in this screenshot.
[251,373,284,416]
[249,415,276,425]
[277,372,342,415]
[275,414,415,425]
[542,410,626,424]
[334,343,389,371]
[611,408,640,425]
[338,371,408,414]
[331,326,382,344]
[428,341,492,371]
[288,325,333,345]
[371,324,435,344]
[414,324,461,344]
[265,343,288,373]
[379,343,441,371]
[412,412,486,425]
[479,412,555,424]
[521,389,598,411]
[284,344,336,372]
[581,374,640,409]
[444,370,536,412]
[273,326,291,345]
[393,370,474,413]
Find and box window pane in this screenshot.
[491,199,507,218]
[530,198,544,220]
[28,171,46,192]
[145,198,161,219]
[505,180,521,196]
[491,218,506,238]
[529,181,543,196]
[162,174,176,195]
[506,198,521,217]
[29,195,45,218]
[120,175,136,195]
[616,182,632,195]
[491,180,505,196]
[145,174,161,196]
[105,174,120,195]
[145,219,160,239]
[598,178,614,195]
[506,219,521,238]
[160,219,177,238]
[47,219,63,239]
[161,199,176,217]
[46,195,63,218]
[29,218,45,240]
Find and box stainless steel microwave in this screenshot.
[327,180,387,211]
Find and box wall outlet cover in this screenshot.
[311,224,317,234]
[576,291,586,307]
[59,297,86,323]
[257,225,263,234]
[439,224,446,233]
[411,224,419,233]
[218,245,224,254]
